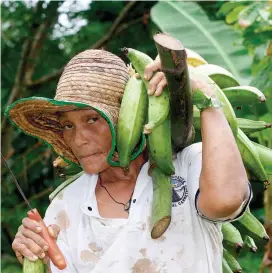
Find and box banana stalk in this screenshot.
[117,74,148,170]
[223,248,242,273]
[150,164,172,239]
[236,128,269,188]
[196,64,240,89]
[23,258,44,273]
[153,33,194,152]
[223,86,266,106]
[123,48,169,132]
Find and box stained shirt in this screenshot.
[44,142,252,273]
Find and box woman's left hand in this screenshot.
[140,55,215,98]
[136,55,167,97]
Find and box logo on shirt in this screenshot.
[171,176,188,207]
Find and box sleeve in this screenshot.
[43,199,78,273]
[184,142,253,223]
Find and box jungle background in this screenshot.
[1,1,272,272]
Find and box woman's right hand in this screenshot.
[12,217,60,264]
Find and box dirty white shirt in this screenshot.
[44,142,252,273]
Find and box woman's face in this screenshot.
[59,109,112,174]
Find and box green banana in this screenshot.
[237,118,272,135]
[244,235,257,253]
[23,258,44,273]
[236,128,269,188]
[222,258,233,273]
[222,223,244,252]
[223,248,242,273]
[195,64,240,89]
[189,66,238,137]
[252,141,272,175]
[116,74,148,170]
[148,114,175,176]
[123,48,170,133]
[233,208,269,242]
[150,165,172,239]
[223,86,266,106]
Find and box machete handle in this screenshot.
[27,208,67,270]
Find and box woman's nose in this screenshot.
[73,128,89,147]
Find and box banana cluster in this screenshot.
[117,42,272,268]
[187,50,271,272]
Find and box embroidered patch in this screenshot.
[171,176,188,207]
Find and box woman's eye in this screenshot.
[61,124,74,130]
[88,118,98,124]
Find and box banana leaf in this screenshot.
[151,1,252,84]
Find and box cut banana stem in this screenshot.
[223,86,266,106]
[244,235,258,253]
[237,118,272,134]
[222,258,233,273]
[252,141,272,175]
[123,48,170,132]
[222,223,244,253]
[236,128,269,188]
[234,208,270,242]
[148,114,175,176]
[23,258,44,273]
[189,66,238,137]
[196,64,240,89]
[150,165,172,239]
[153,33,194,152]
[117,75,148,169]
[223,248,242,273]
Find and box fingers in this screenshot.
[12,240,39,262]
[15,251,24,265]
[144,55,161,81]
[12,218,60,264]
[20,227,48,250]
[154,77,167,97]
[48,224,60,239]
[22,217,41,233]
[13,233,46,260]
[148,72,165,96]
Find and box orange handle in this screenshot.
[27,208,67,270]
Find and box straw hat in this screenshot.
[5,49,146,166]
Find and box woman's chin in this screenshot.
[79,155,108,174]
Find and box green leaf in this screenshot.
[216,1,248,18]
[151,2,252,84]
[226,6,246,25]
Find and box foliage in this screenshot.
[151,1,252,84]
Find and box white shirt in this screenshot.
[44,142,252,273]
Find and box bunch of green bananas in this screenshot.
[116,35,272,269]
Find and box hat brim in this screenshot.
[5,97,146,168]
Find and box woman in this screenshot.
[8,49,251,273]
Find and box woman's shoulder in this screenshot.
[49,171,93,202]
